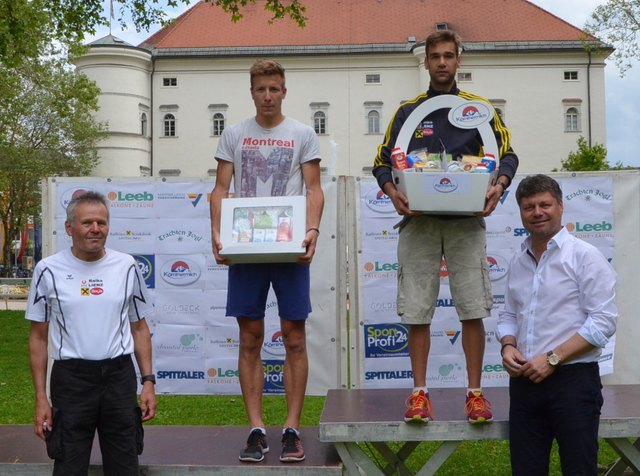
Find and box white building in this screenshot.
[72,0,612,178]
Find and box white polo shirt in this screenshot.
[26,248,154,361]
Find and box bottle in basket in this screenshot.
[481,153,497,173]
[391,147,408,170]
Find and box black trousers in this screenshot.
[509,362,603,476]
[49,354,142,476]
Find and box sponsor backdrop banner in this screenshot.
[43,173,635,392]
[48,177,339,396]
[357,176,616,389]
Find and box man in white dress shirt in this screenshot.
[497,174,617,476]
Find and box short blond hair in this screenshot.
[250,59,286,88]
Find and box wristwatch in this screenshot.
[140,374,156,385]
[546,351,561,367]
[496,180,509,195]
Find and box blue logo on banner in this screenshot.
[263,360,285,394]
[133,254,155,289]
[364,323,409,358]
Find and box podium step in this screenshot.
[0,425,342,475]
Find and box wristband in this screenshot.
[307,227,320,235]
[496,181,508,193]
[500,342,517,357]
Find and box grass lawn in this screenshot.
[0,310,622,474]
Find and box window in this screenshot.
[158,169,181,177]
[160,104,178,137]
[212,113,225,136]
[367,110,380,134]
[457,72,472,82]
[436,22,449,30]
[139,103,150,137]
[563,99,582,132]
[565,107,580,132]
[208,104,228,137]
[163,113,176,137]
[364,101,383,134]
[314,111,327,135]
[564,71,579,81]
[162,77,177,87]
[140,112,148,136]
[310,102,329,135]
[366,74,381,84]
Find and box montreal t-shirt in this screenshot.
[215,116,321,197]
[26,248,154,361]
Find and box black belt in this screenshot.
[56,354,132,370]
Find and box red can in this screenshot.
[391,147,408,170]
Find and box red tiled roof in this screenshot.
[140,0,595,50]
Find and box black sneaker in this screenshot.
[279,427,305,462]
[239,428,269,462]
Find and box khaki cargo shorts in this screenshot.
[396,215,492,325]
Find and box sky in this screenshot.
[528,0,640,167]
[90,0,640,167]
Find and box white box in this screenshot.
[393,169,495,214]
[219,196,306,263]
[391,94,501,215]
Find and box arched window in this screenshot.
[367,110,380,134]
[163,113,176,137]
[140,112,148,136]
[212,113,225,136]
[565,107,580,132]
[314,111,326,135]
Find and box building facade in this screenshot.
[72,0,612,178]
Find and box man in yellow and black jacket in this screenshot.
[372,29,518,426]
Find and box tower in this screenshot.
[72,35,153,177]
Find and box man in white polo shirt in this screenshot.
[26,191,156,476]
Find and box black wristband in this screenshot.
[500,343,516,357]
[140,374,156,385]
[496,181,508,192]
[307,227,320,235]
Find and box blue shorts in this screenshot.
[226,263,311,321]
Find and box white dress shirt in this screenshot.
[497,226,617,364]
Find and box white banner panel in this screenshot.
[363,355,413,389]
[107,218,156,254]
[55,182,110,218]
[154,323,207,357]
[154,182,213,219]
[154,219,210,254]
[204,357,241,394]
[203,289,230,326]
[361,285,398,324]
[155,254,207,290]
[155,355,207,394]
[357,175,617,389]
[203,255,229,290]
[205,325,240,359]
[155,289,210,326]
[104,182,157,218]
[47,176,341,395]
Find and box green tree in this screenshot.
[585,0,640,76]
[0,0,307,67]
[0,59,106,271]
[557,136,614,171]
